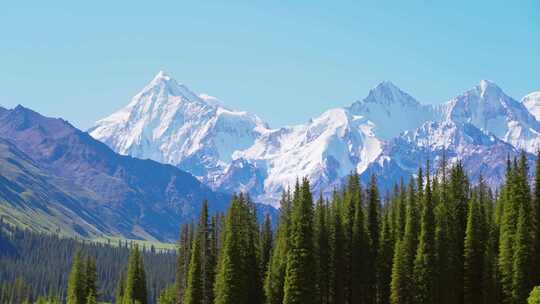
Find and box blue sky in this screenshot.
[1,1,539,129]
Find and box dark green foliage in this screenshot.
[67,250,86,304]
[390,180,418,304]
[315,194,330,304]
[123,245,148,304]
[283,178,317,304]
[413,163,437,304]
[0,222,175,303]
[214,194,262,304]
[259,213,273,280]
[463,193,484,304]
[264,190,292,304]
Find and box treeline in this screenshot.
[162,152,540,304]
[4,152,540,304]
[0,223,176,303]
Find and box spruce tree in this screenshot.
[315,194,330,304]
[533,150,540,285]
[123,245,148,304]
[85,256,98,301]
[366,174,380,303]
[330,192,346,304]
[264,190,292,304]
[183,235,203,304]
[378,211,394,304]
[214,195,249,304]
[463,193,484,304]
[499,157,522,304]
[116,270,126,304]
[513,190,535,304]
[413,164,437,304]
[175,223,193,304]
[67,250,86,304]
[351,181,367,304]
[283,178,317,304]
[390,179,418,304]
[260,213,273,280]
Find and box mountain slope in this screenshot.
[0,105,231,241]
[89,71,267,184]
[440,80,540,153]
[522,91,540,121]
[90,73,540,206]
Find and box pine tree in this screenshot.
[351,180,367,304]
[123,245,148,304]
[463,193,484,304]
[214,196,249,304]
[67,250,86,304]
[447,162,469,304]
[116,270,126,304]
[183,235,203,304]
[330,192,346,304]
[244,195,264,304]
[85,256,98,301]
[533,150,540,286]
[175,223,193,304]
[264,190,292,304]
[413,163,437,304]
[513,187,535,304]
[260,213,273,280]
[315,194,330,304]
[366,174,380,304]
[390,179,418,304]
[378,211,394,304]
[499,157,518,304]
[283,178,317,304]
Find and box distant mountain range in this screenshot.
[90,72,540,206]
[0,105,236,241]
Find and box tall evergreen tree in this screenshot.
[413,163,437,304]
[330,191,346,304]
[67,250,86,304]
[123,245,148,304]
[260,213,273,280]
[533,150,540,286]
[463,193,484,304]
[390,180,418,304]
[283,178,317,304]
[85,256,98,301]
[315,194,330,304]
[214,194,262,304]
[366,174,381,304]
[378,211,395,304]
[513,185,535,304]
[183,234,203,304]
[264,190,292,304]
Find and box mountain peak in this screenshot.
[476,79,503,98]
[151,70,172,82]
[362,81,420,107]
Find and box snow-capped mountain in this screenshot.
[90,72,539,206]
[440,80,540,153]
[523,91,540,121]
[89,71,268,184]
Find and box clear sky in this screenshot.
[1,1,539,129]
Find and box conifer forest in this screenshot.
[3,152,540,304]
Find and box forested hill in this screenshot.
[0,220,176,303]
